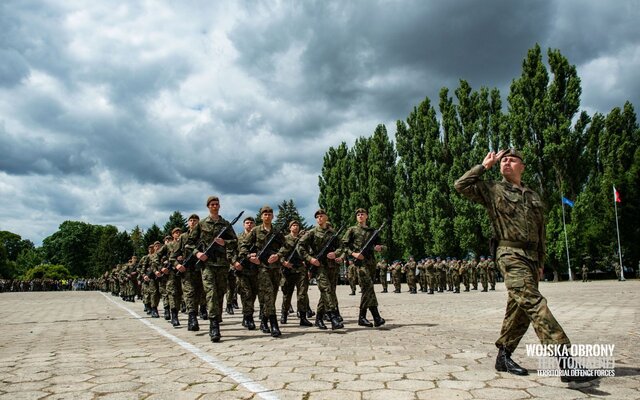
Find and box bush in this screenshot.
[24,264,72,281]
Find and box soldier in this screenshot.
[166,227,184,327]
[187,196,238,343]
[340,208,385,328]
[155,236,173,320]
[377,258,389,293]
[613,260,622,281]
[425,258,436,294]
[470,257,479,290]
[238,205,285,337]
[405,256,417,294]
[581,263,588,282]
[449,258,460,293]
[455,148,596,382]
[175,214,208,331]
[235,216,258,330]
[488,256,497,290]
[437,257,446,293]
[461,259,470,292]
[391,261,402,293]
[297,209,344,330]
[279,220,313,327]
[417,259,427,292]
[478,256,489,292]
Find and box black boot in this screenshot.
[495,347,528,376]
[315,313,327,330]
[306,309,315,318]
[349,290,356,295]
[150,307,160,318]
[428,289,434,294]
[557,345,598,383]
[199,304,208,320]
[244,314,256,330]
[188,312,200,331]
[209,318,221,342]
[327,311,344,330]
[232,299,239,309]
[288,305,294,314]
[170,308,180,327]
[180,303,186,313]
[163,307,170,320]
[260,315,270,334]
[369,306,385,327]
[299,312,313,327]
[225,303,234,315]
[358,308,373,327]
[280,311,287,324]
[335,306,343,323]
[382,288,387,293]
[269,315,282,337]
[143,303,149,313]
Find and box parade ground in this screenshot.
[1,280,638,400]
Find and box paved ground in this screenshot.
[0,280,638,400]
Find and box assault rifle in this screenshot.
[238,221,287,269]
[308,225,344,277]
[352,220,387,266]
[192,211,244,271]
[281,236,303,276]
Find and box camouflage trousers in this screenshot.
[181,268,205,313]
[165,271,182,310]
[280,268,309,314]
[439,271,446,291]
[157,277,169,309]
[201,265,228,319]
[226,269,238,307]
[257,267,281,316]
[237,269,259,316]
[479,269,488,290]
[357,264,378,308]
[143,279,160,307]
[347,264,358,293]
[316,265,338,314]
[379,270,388,291]
[495,249,570,353]
[406,270,416,291]
[471,269,478,289]
[392,271,402,291]
[488,268,496,289]
[451,271,460,291]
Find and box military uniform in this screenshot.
[581,264,588,282]
[391,261,403,293]
[405,258,417,294]
[377,260,389,293]
[279,226,313,327]
[455,157,572,373]
[347,261,359,295]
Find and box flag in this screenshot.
[562,197,574,207]
[614,186,622,203]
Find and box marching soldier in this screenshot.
[377,258,389,293]
[235,216,259,330]
[280,220,313,327]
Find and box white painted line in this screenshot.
[101,293,280,400]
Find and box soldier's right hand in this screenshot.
[176,264,186,273]
[482,149,508,170]
[310,258,320,267]
[197,252,208,262]
[234,262,243,271]
[249,254,260,265]
[352,252,365,260]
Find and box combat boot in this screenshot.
[150,307,160,318]
[369,306,385,327]
[314,313,328,330]
[299,313,313,326]
[180,303,186,313]
[349,289,356,295]
[232,299,239,309]
[306,309,315,318]
[490,286,496,291]
[170,308,180,327]
[482,288,488,292]
[244,314,256,330]
[495,347,528,376]
[199,304,208,320]
[187,312,200,332]
[163,307,171,320]
[209,318,221,342]
[556,345,598,383]
[289,305,294,314]
[269,315,282,337]
[428,288,434,294]
[280,311,287,324]
[225,303,234,315]
[143,303,149,314]
[335,306,343,323]
[327,311,344,330]
[382,288,388,293]
[358,308,373,327]
[260,315,270,334]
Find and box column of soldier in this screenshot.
[369,256,499,295]
[104,197,387,343]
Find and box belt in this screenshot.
[498,240,538,251]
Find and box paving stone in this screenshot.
[386,379,436,391]
[437,379,486,390]
[470,387,531,399]
[416,388,473,399]
[335,379,385,391]
[308,389,363,400]
[362,389,416,400]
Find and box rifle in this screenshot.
[192,211,245,270]
[281,236,303,276]
[308,225,344,277]
[352,220,387,266]
[238,222,287,270]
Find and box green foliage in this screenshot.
[24,264,72,280]
[274,199,310,231]
[163,211,188,236]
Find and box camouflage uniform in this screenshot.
[279,231,312,325]
[455,163,571,354]
[391,261,403,293]
[347,261,359,295]
[405,258,417,294]
[377,260,389,292]
[581,264,588,282]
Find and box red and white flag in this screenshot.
[614,186,622,203]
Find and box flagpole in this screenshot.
[561,193,573,281]
[613,185,625,281]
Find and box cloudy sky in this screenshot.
[1,0,639,245]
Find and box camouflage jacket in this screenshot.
[238,224,286,269]
[340,224,381,267]
[454,164,545,266]
[188,215,238,267]
[297,225,339,268]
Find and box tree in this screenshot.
[24,264,72,280]
[41,221,100,277]
[143,223,163,249]
[163,211,188,236]
[274,199,309,230]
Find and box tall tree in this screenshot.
[163,211,188,236]
[142,223,163,249]
[274,199,309,230]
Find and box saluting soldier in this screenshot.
[455,148,596,382]
[340,208,385,328]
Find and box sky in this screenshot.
[1,0,639,245]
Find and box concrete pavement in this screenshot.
[0,280,638,399]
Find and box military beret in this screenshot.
[148,245,154,249]
[188,214,200,220]
[500,148,524,162]
[171,227,182,234]
[163,235,172,241]
[206,196,219,206]
[288,220,300,228]
[260,205,273,214]
[153,241,162,246]
[355,208,368,215]
[314,208,327,218]
[243,216,256,223]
